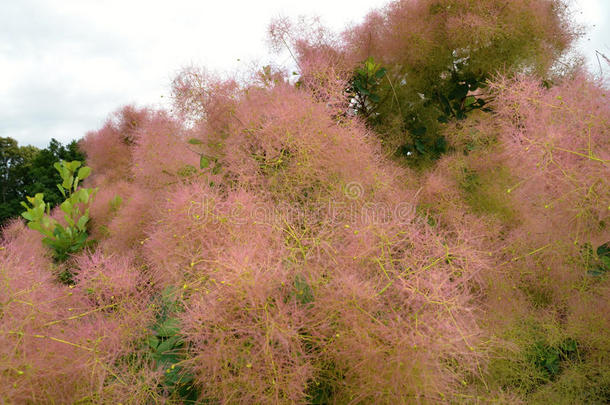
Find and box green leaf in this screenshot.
[200,155,210,169]
[60,200,72,215]
[65,214,75,227]
[449,84,469,101]
[81,189,92,204]
[187,138,203,145]
[146,335,159,349]
[435,136,448,153]
[76,215,89,231]
[156,334,182,354]
[597,242,610,258]
[26,221,41,232]
[56,184,66,197]
[414,140,427,154]
[62,175,74,191]
[41,216,53,229]
[544,351,560,376]
[155,317,181,338]
[464,95,476,107]
[68,160,82,171]
[77,166,91,180]
[359,87,371,96]
[375,67,387,79]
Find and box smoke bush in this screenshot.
[491,72,609,245]
[80,105,149,184]
[0,222,130,403]
[3,0,608,402]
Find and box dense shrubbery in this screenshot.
[1,0,609,403]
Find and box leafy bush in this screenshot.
[20,160,96,263]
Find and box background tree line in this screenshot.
[0,137,84,224]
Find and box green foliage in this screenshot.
[582,242,610,277]
[528,361,610,404]
[348,57,387,117]
[434,72,488,123]
[351,63,490,162]
[528,338,579,379]
[146,286,198,402]
[488,318,582,397]
[20,160,96,264]
[186,138,221,175]
[340,0,576,164]
[0,137,85,224]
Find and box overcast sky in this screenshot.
[1,0,608,148]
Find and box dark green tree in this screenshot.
[0,138,39,221]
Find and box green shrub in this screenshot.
[20,160,96,263]
[145,286,198,402]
